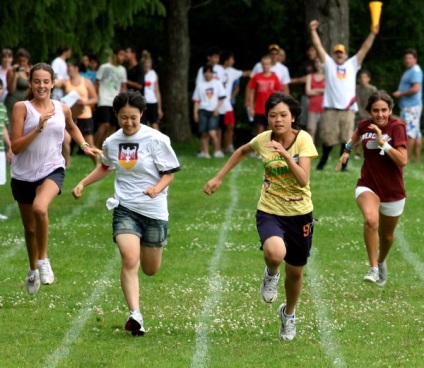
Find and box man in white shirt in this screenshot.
[310,20,379,171]
[51,47,72,101]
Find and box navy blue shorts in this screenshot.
[256,209,314,266]
[112,204,168,247]
[11,167,65,204]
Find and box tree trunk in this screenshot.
[163,0,192,143]
[302,0,349,53]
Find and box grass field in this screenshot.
[0,143,423,368]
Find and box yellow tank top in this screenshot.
[64,77,92,119]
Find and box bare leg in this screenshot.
[378,213,401,263]
[284,264,304,315]
[200,132,210,155]
[209,129,220,153]
[116,234,141,312]
[262,235,286,275]
[415,138,422,163]
[356,191,380,267]
[224,125,234,152]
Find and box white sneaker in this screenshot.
[213,150,225,158]
[260,267,280,303]
[125,310,145,336]
[0,213,8,220]
[26,269,40,295]
[278,304,296,341]
[38,258,55,285]
[197,151,211,159]
[363,267,379,283]
[376,261,388,286]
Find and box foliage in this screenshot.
[0,148,424,367]
[0,0,165,62]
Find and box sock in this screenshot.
[37,259,45,266]
[371,266,378,272]
[283,306,295,318]
[130,309,140,315]
[266,268,279,277]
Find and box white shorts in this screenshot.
[355,186,405,217]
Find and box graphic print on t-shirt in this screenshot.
[118,143,139,169]
[336,66,346,80]
[205,88,214,99]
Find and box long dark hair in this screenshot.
[25,63,55,100]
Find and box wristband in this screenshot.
[80,142,89,149]
[378,142,392,156]
[345,143,353,151]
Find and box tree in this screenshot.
[0,0,165,62]
[301,0,349,53]
[162,0,192,143]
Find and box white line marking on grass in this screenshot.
[191,168,240,368]
[308,250,347,368]
[43,254,120,368]
[397,231,424,281]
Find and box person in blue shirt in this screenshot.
[393,48,423,163]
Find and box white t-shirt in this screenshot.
[195,64,225,85]
[323,54,360,111]
[51,57,69,100]
[96,63,127,107]
[192,79,226,112]
[102,125,180,221]
[252,61,291,85]
[144,69,158,104]
[11,100,65,181]
[219,66,243,114]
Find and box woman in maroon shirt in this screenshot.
[336,90,408,286]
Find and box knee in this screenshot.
[141,265,159,276]
[364,217,379,231]
[32,204,48,220]
[122,256,140,271]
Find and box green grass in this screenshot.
[0,144,423,368]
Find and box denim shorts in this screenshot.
[112,204,168,247]
[198,109,219,133]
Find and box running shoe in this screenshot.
[376,261,388,286]
[26,269,41,295]
[278,304,296,341]
[363,267,379,283]
[260,267,280,303]
[125,311,145,336]
[38,258,55,285]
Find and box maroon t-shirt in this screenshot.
[356,117,407,202]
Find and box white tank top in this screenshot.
[11,100,66,181]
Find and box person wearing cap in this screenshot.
[0,49,13,104]
[392,48,423,164]
[309,20,379,171]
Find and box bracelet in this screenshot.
[345,143,353,151]
[35,126,43,133]
[80,142,89,149]
[343,148,351,154]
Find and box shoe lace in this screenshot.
[283,317,296,334]
[263,274,279,291]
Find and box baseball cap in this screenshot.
[333,44,346,53]
[268,44,281,52]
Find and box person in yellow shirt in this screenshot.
[203,92,318,341]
